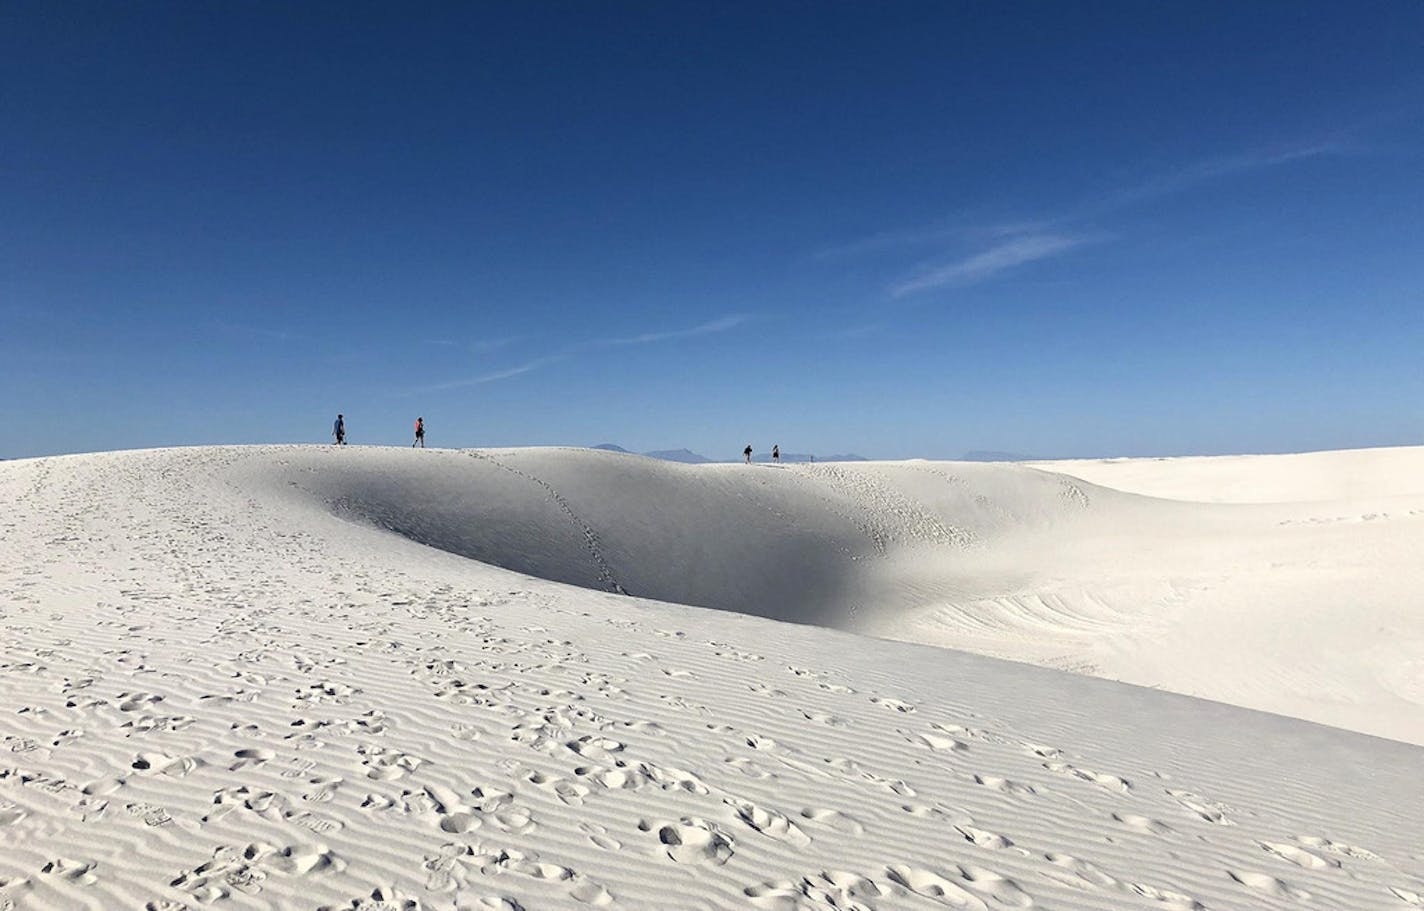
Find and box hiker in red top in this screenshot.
[412,417,425,448]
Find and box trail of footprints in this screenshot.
[2,622,1420,911]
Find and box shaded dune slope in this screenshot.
[246,445,1135,627]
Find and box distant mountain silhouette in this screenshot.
[961,450,1035,462]
[644,448,715,464]
[592,443,633,453]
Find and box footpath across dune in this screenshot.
[0,445,1421,911]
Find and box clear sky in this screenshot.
[4,2,1423,460]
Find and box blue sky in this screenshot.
[3,2,1423,460]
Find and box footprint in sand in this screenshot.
[643,817,735,866]
[1227,869,1312,902]
[579,821,622,851]
[575,764,647,791]
[1165,788,1233,825]
[317,885,419,911]
[1296,835,1384,862]
[724,757,774,779]
[490,805,535,835]
[1041,852,1119,890]
[744,879,804,910]
[974,775,1037,796]
[229,748,276,771]
[115,691,164,712]
[1045,761,1130,792]
[800,807,865,835]
[357,745,422,780]
[727,800,812,847]
[131,751,204,777]
[421,843,472,893]
[1126,881,1206,910]
[957,865,1032,908]
[1257,841,1338,869]
[903,729,969,753]
[37,858,99,886]
[301,776,342,803]
[566,735,624,762]
[1112,812,1173,836]
[639,762,710,795]
[884,865,987,909]
[570,879,614,905]
[746,871,883,910]
[521,769,592,806]
[954,823,1013,850]
[800,709,849,727]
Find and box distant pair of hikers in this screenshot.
[744,444,780,464]
[330,414,425,447]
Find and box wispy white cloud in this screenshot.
[422,336,520,352]
[216,321,299,342]
[1087,139,1354,215]
[588,314,751,348]
[813,220,1057,261]
[421,355,566,392]
[890,234,1097,298]
[414,315,750,393]
[469,336,521,354]
[825,135,1357,298]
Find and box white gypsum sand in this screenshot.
[0,444,1420,910]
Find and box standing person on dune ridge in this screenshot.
[772,444,779,463]
[333,413,346,445]
[744,444,753,464]
[413,417,425,448]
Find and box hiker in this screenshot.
[744,444,753,464]
[772,444,780,463]
[413,417,425,448]
[333,414,346,445]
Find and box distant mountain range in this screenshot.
[593,444,866,464]
[960,450,1037,462]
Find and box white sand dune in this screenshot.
[1,444,1421,910]
[1026,446,1424,504]
[237,444,1424,743]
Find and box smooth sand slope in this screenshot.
[1,445,1421,911]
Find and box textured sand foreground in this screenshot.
[1,445,1421,910]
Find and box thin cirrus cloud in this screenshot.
[586,314,751,348]
[421,355,568,392]
[1083,138,1354,217]
[889,234,1097,298]
[418,315,750,392]
[869,136,1355,298]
